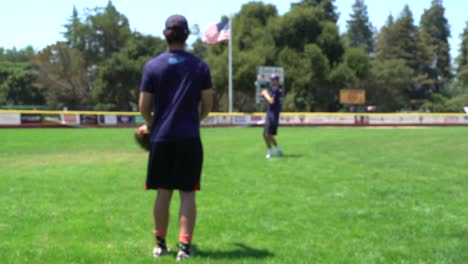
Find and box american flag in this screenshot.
[203,19,230,45]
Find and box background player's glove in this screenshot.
[134,125,151,151]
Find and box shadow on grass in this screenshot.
[194,243,274,260]
[280,154,303,159]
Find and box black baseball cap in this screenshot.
[165,14,189,31]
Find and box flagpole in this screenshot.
[228,15,233,113]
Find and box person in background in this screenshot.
[260,74,282,158]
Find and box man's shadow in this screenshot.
[194,243,274,260]
[280,154,303,158]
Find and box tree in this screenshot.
[0,46,35,62]
[376,6,429,72]
[61,1,136,110]
[420,0,451,90]
[204,2,278,111]
[365,59,414,111]
[317,21,345,67]
[189,38,207,59]
[277,44,331,111]
[270,5,323,52]
[62,1,131,66]
[92,33,167,110]
[328,47,370,111]
[204,43,229,111]
[375,6,434,109]
[277,47,310,110]
[85,1,131,61]
[0,47,44,106]
[343,47,370,81]
[456,22,468,84]
[292,0,339,23]
[0,61,44,106]
[392,5,419,69]
[63,6,85,50]
[346,0,374,53]
[268,2,346,111]
[33,43,90,109]
[375,14,400,60]
[304,44,331,111]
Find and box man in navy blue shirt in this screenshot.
[138,14,213,261]
[261,74,282,158]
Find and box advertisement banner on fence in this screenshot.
[421,116,445,124]
[216,115,232,126]
[62,114,79,125]
[102,115,117,125]
[233,115,248,125]
[319,115,355,124]
[42,114,62,124]
[117,115,134,125]
[2,111,468,127]
[201,116,217,126]
[250,115,264,125]
[280,115,301,125]
[80,115,98,125]
[21,114,42,124]
[0,113,21,125]
[444,116,460,124]
[134,115,145,124]
[369,115,421,125]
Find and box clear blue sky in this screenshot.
[0,0,466,60]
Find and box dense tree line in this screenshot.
[1,0,468,112]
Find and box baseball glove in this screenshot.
[134,125,151,151]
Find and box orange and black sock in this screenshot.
[179,234,192,254]
[154,230,167,249]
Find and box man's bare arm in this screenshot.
[139,91,153,129]
[261,89,274,104]
[200,88,214,121]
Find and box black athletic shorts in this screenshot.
[145,138,203,192]
[263,116,279,135]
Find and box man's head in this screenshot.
[270,74,280,85]
[163,14,190,45]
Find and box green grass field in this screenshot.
[0,127,467,263]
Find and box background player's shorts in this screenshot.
[264,116,279,135]
[145,138,203,192]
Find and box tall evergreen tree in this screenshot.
[397,6,434,104]
[457,22,468,83]
[375,14,399,61]
[62,1,131,66]
[393,5,419,70]
[63,6,84,49]
[346,0,374,53]
[86,1,132,61]
[375,6,434,109]
[375,14,402,60]
[378,7,431,78]
[420,0,451,90]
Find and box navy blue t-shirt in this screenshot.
[139,50,212,142]
[266,85,282,121]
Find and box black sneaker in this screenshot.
[153,245,170,257]
[176,242,193,261]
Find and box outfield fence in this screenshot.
[1,109,468,127]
